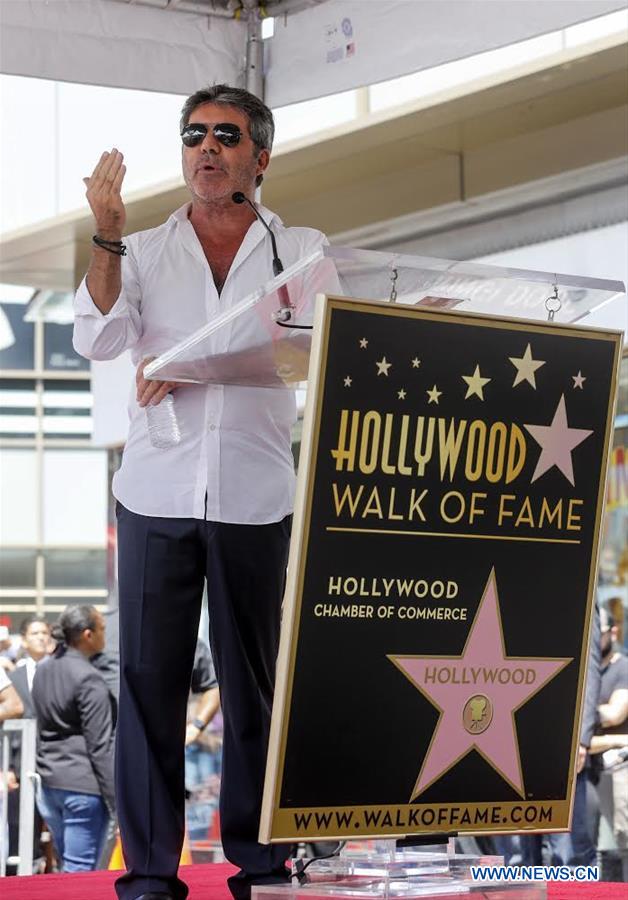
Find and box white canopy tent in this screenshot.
[1,0,626,447]
[1,0,625,105]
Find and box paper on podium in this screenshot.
[144,245,624,388]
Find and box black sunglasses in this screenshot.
[181,122,242,148]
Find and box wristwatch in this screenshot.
[192,717,207,731]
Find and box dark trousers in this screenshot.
[114,504,291,900]
[570,770,597,866]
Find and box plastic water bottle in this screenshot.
[145,394,181,449]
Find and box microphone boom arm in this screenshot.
[232,192,294,319]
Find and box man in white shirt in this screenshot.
[74,85,327,900]
[15,616,51,694]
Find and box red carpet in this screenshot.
[0,866,622,900]
[0,862,237,899]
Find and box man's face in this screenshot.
[22,621,50,662]
[181,103,269,204]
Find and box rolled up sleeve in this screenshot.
[73,243,142,361]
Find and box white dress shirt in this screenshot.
[73,204,328,523]
[16,655,38,691]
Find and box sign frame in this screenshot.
[260,294,622,843]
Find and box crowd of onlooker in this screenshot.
[0,609,221,874]
[0,599,626,879]
[457,600,627,881]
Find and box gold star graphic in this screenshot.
[398,389,407,400]
[427,385,441,404]
[462,364,491,400]
[572,371,586,390]
[509,344,545,389]
[376,356,392,376]
[343,376,352,387]
[412,357,421,368]
[359,338,368,349]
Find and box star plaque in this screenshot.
[261,295,621,843]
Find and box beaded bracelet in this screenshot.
[92,234,127,256]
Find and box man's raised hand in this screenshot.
[83,149,127,241]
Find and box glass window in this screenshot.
[44,549,107,589]
[0,413,37,437]
[43,449,107,545]
[0,449,38,544]
[43,609,62,626]
[42,601,108,627]
[0,600,38,633]
[43,380,91,408]
[0,380,38,437]
[44,320,89,371]
[0,302,35,370]
[0,549,37,588]
[0,386,37,408]
[43,412,92,437]
[43,379,92,436]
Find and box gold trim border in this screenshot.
[259,295,623,843]
[271,800,572,842]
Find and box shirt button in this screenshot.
[210,425,216,431]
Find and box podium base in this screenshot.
[252,850,546,898]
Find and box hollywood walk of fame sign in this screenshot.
[260,295,622,843]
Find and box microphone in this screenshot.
[232,192,284,276]
[232,191,301,326]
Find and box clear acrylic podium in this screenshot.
[254,846,548,898]
[144,244,624,387]
[144,246,622,899]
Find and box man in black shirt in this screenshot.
[590,606,628,881]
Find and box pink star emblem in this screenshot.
[390,570,571,799]
[524,394,592,486]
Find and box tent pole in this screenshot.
[243,0,264,100]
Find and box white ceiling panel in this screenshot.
[265,1,627,106]
[0,0,625,102]
[0,0,246,94]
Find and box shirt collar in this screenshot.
[170,201,285,278]
[169,201,283,229]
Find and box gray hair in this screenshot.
[180,84,275,152]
